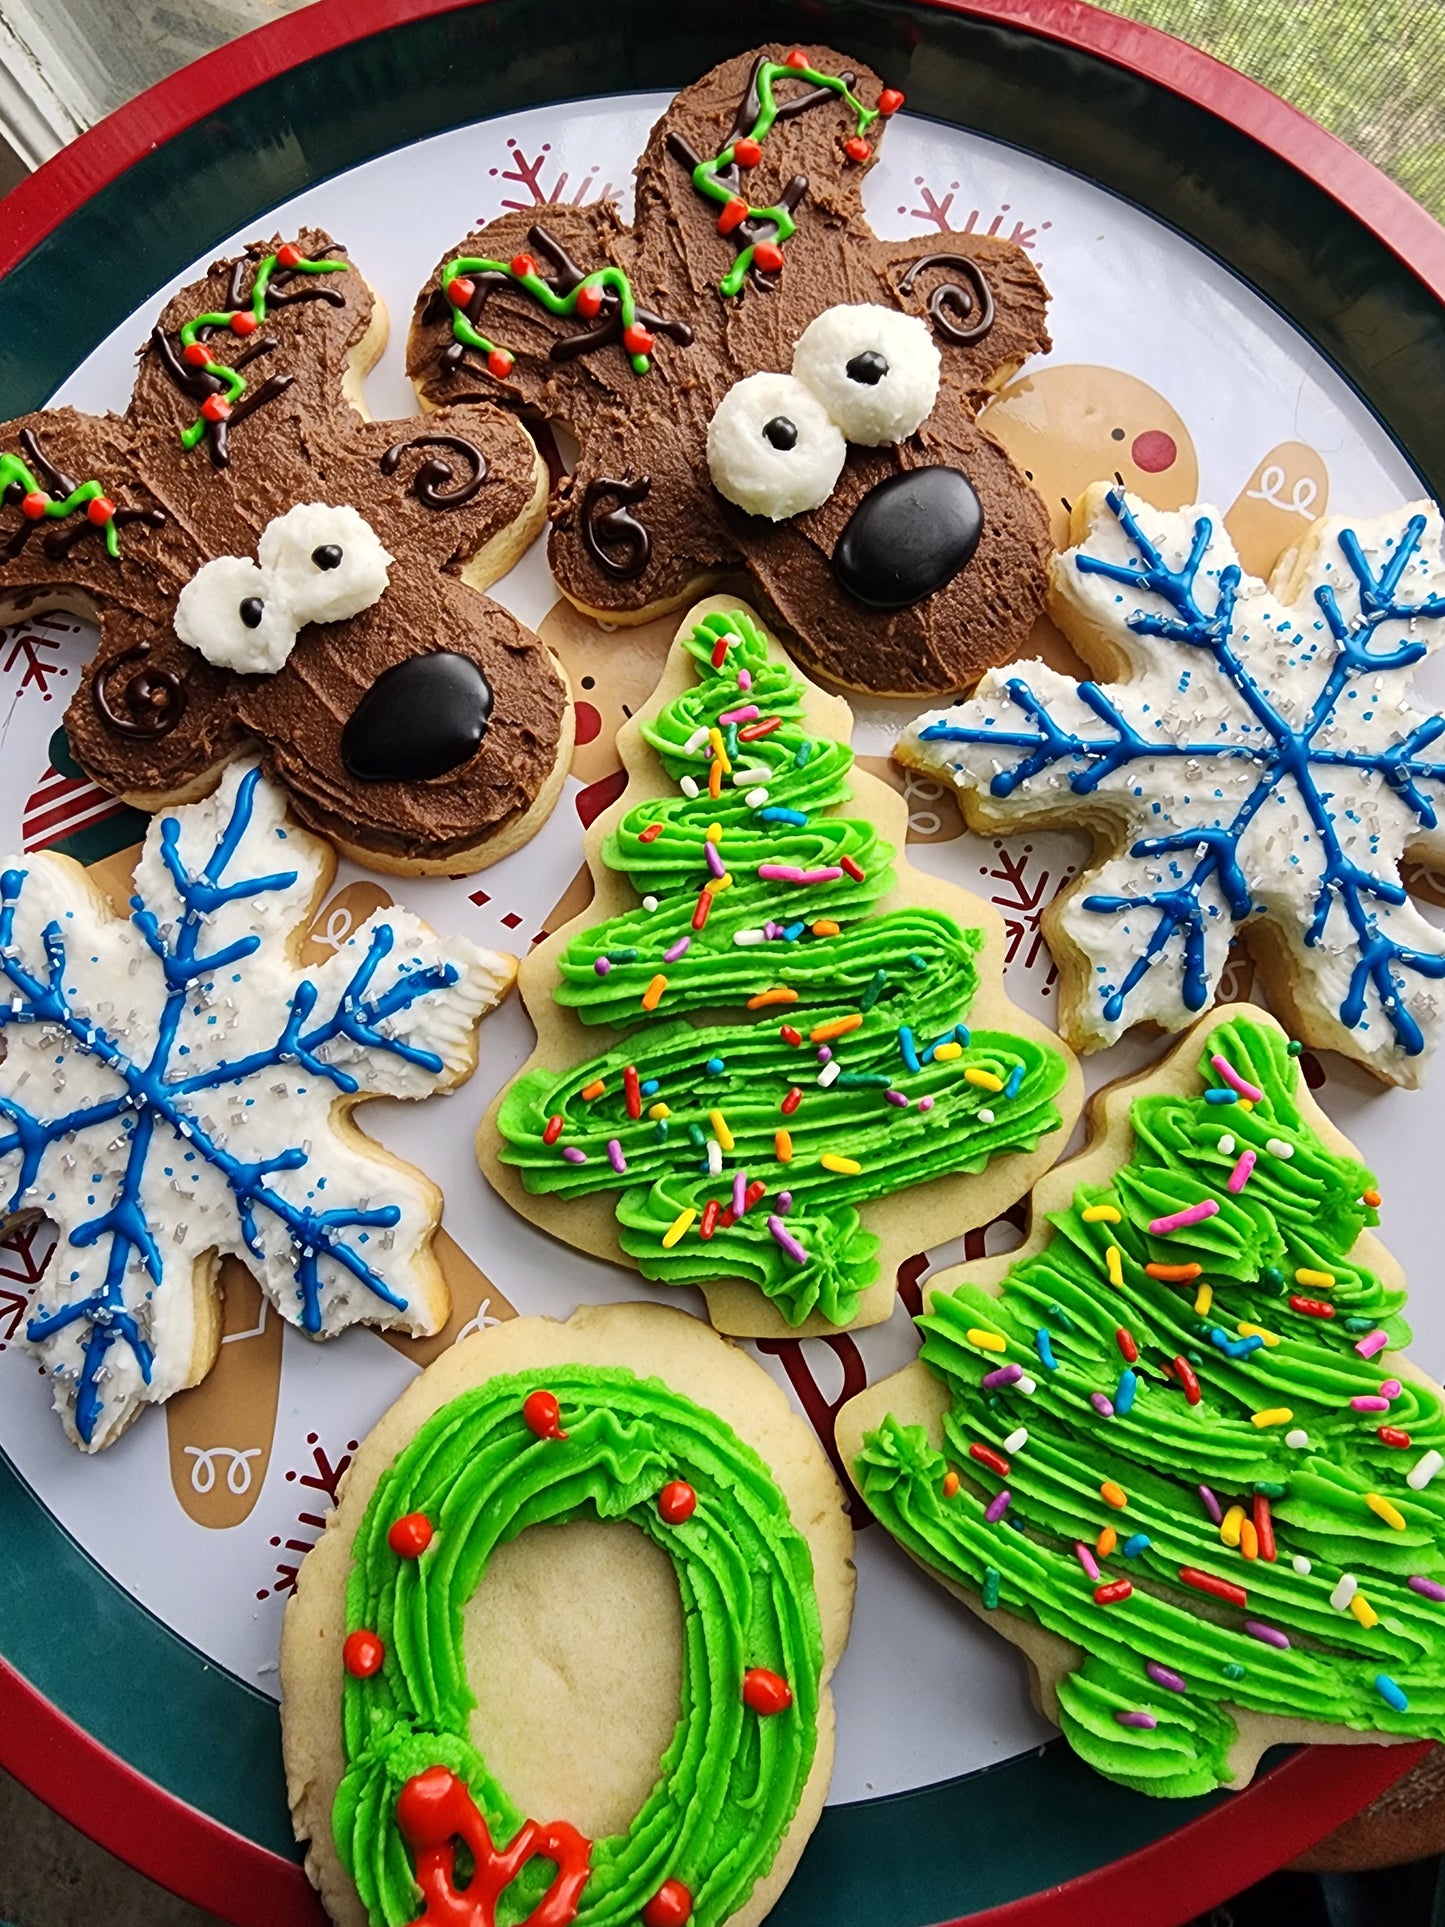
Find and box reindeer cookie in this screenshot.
[0,230,572,876]
[408,46,1053,698]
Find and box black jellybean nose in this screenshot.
[341,650,494,781]
[833,468,984,610]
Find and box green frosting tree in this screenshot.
[849,1011,1445,1795]
[490,606,1073,1329]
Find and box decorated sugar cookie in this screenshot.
[480,600,1080,1337]
[4,761,512,1450]
[838,1007,1445,1797]
[408,45,1054,697]
[898,485,1445,1084]
[281,1301,854,1927]
[0,229,572,875]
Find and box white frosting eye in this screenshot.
[173,556,296,675]
[706,372,847,521]
[256,503,392,626]
[792,304,940,446]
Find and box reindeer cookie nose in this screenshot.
[833,467,983,609]
[341,650,494,781]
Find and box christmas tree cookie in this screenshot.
[838,1006,1445,1796]
[481,600,1081,1337]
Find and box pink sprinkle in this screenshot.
[1227,1148,1257,1193]
[764,921,782,939]
[1355,1329,1389,1359]
[1211,1053,1265,1103]
[1380,1379,1402,1400]
[1244,1621,1291,1649]
[1149,1199,1219,1235]
[758,864,843,885]
[768,1214,808,1265]
[1409,1576,1445,1601]
[817,1046,832,1064]
[606,1138,627,1174]
[985,1490,1012,1523]
[1091,1392,1115,1417]
[777,1190,793,1213]
[663,935,691,963]
[594,957,612,977]
[737,669,752,692]
[1351,1395,1390,1412]
[1115,1710,1158,1729]
[1198,1484,1223,1524]
[705,841,726,879]
[1146,1662,1187,1693]
[562,1146,587,1164]
[1074,1542,1101,1581]
[918,1095,935,1112]
[719,704,759,725]
[732,1171,747,1216]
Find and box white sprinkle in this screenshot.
[1265,1138,1294,1159]
[1218,1134,1236,1155]
[745,787,770,808]
[978,1107,995,1123]
[1003,1426,1028,1454]
[706,1138,722,1178]
[680,776,700,799]
[1285,1427,1310,1449]
[643,895,659,912]
[1408,1448,1444,1491]
[683,727,709,754]
[1017,1374,1038,1395]
[734,929,767,946]
[1292,1555,1312,1576]
[817,1060,841,1088]
[731,765,770,786]
[1330,1572,1359,1611]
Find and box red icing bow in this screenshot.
[396,1766,591,1927]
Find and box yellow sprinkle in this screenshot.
[1096,1525,1117,1558]
[775,1129,793,1163]
[709,1108,735,1153]
[706,821,723,844]
[821,1153,862,1175]
[662,1206,697,1248]
[1220,1504,1245,1548]
[1101,1481,1128,1510]
[580,1078,607,1100]
[965,1067,1005,1092]
[641,974,667,1011]
[1366,1492,1407,1531]
[1105,1245,1124,1288]
[648,1103,671,1121]
[1350,1592,1380,1628]
[1251,1407,1294,1429]
[1295,1268,1335,1290]
[1239,1519,1259,1561]
[934,1040,964,1061]
[942,1470,961,1499]
[812,919,841,937]
[1237,1099,1255,1112]
[1237,1321,1280,1347]
[811,1013,863,1043]
[711,872,733,894]
[967,1328,1008,1354]
[1082,1205,1121,1224]
[708,726,731,774]
[1194,1282,1214,1316]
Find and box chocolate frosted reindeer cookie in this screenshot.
[0,230,572,875]
[408,46,1053,698]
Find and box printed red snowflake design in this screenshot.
[0,1220,54,1349]
[980,839,1077,991]
[756,1332,873,1528]
[486,138,616,217]
[256,1428,357,1599]
[1,624,68,700]
[895,181,1051,252]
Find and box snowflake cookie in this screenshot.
[2,761,512,1450]
[898,484,1445,1085]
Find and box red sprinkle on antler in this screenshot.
[396,1766,591,1927]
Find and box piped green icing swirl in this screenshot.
[856,1016,1445,1796]
[497,609,1069,1326]
[333,1365,823,1926]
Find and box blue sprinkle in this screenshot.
[953,1024,971,1046]
[783,921,806,942]
[705,1057,724,1075]
[760,807,808,826]
[1375,1674,1409,1712]
[1115,1367,1138,1415]
[640,1079,660,1097]
[1036,1329,1058,1371]
[1122,1533,1151,1558]
[1204,1089,1238,1106]
[1004,1063,1024,1099]
[898,1026,920,1072]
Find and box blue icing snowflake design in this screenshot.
[1,761,505,1449]
[899,486,1445,1082]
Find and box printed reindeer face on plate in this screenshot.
[408,46,1053,698]
[0,230,570,875]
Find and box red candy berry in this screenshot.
[19,491,49,520]
[387,1512,434,1558]
[742,1667,793,1716]
[343,1629,384,1677]
[486,347,515,380]
[183,341,211,366]
[622,322,655,356]
[510,253,538,279]
[658,1480,697,1524]
[752,241,785,274]
[784,49,809,69]
[86,496,115,525]
[229,310,258,335]
[575,283,604,318]
[276,242,303,269]
[733,137,762,168]
[200,394,232,423]
[878,87,905,115]
[447,275,476,308]
[844,136,871,163]
[642,1879,693,1927]
[716,197,749,236]
[523,1388,567,1439]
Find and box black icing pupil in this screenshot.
[846,350,889,386]
[239,597,265,629]
[312,544,344,570]
[763,416,798,451]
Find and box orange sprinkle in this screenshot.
[812,919,841,937]
[1239,1519,1259,1561]
[641,974,667,1011]
[1096,1526,1117,1558]
[810,1013,863,1043]
[1145,1262,1203,1282]
[708,758,722,800]
[1101,1481,1128,1510]
[580,1079,606,1101]
[775,1129,793,1163]
[1363,1188,1382,1208]
[942,1470,961,1499]
[747,986,800,1009]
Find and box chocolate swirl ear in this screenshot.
[580,476,652,580]
[379,434,488,508]
[94,641,188,739]
[896,254,996,346]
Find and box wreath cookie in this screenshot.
[479,600,1082,1338]
[281,1301,854,1927]
[0,229,572,875]
[838,1007,1445,1797]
